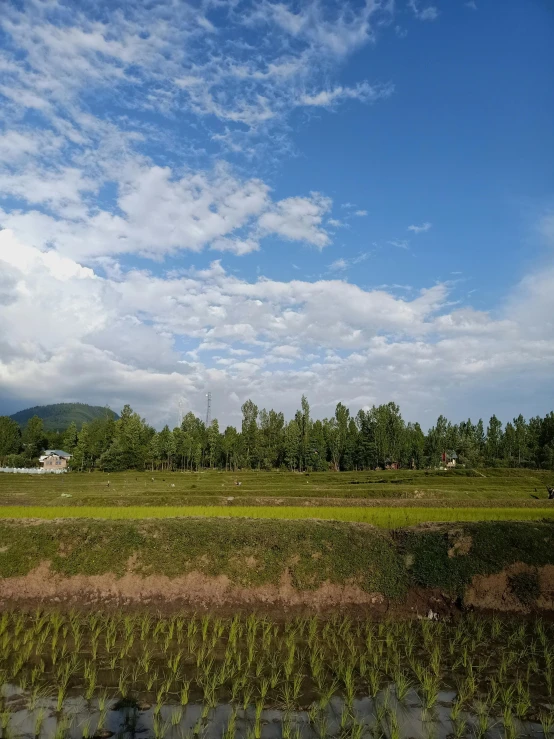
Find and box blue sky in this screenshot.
[0,0,553,428]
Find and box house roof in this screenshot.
[43,449,72,459]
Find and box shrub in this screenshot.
[508,570,540,606]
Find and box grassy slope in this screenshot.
[0,469,553,506]
[9,403,118,431]
[1,519,553,600]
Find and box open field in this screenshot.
[0,505,553,526]
[0,610,552,738]
[0,469,553,508]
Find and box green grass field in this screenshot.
[0,468,553,506]
[0,469,552,529]
[0,505,553,527]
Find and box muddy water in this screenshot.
[1,683,547,739]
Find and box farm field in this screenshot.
[0,469,553,508]
[0,504,553,527]
[0,610,552,739]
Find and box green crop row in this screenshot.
[0,504,553,525]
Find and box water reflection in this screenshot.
[1,683,546,739]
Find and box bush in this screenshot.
[508,570,540,606]
[3,454,28,468]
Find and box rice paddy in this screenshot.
[1,470,553,509]
[0,505,553,526]
[0,611,552,739]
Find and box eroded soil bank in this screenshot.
[1,518,553,614]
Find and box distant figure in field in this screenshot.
[107,480,110,488]
[151,477,155,482]
[548,486,554,500]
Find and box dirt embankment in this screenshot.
[1,518,553,614]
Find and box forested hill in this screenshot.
[10,403,118,431]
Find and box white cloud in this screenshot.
[539,212,554,246]
[209,238,260,256]
[329,258,348,271]
[299,82,394,108]
[465,1,477,9]
[388,239,409,249]
[0,158,336,259]
[255,0,392,57]
[407,0,439,21]
[2,228,554,426]
[355,210,368,217]
[0,0,396,159]
[328,253,369,271]
[257,193,332,248]
[408,221,432,233]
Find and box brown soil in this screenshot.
[1,559,553,616]
[465,563,554,613]
[447,529,473,557]
[0,560,456,617]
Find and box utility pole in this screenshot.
[205,392,212,427]
[178,399,184,427]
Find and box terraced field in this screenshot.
[0,468,552,510]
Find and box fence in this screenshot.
[0,467,67,474]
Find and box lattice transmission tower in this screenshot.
[205,392,212,427]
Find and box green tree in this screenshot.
[333,402,350,470]
[486,415,503,465]
[99,405,152,471]
[222,426,240,471]
[22,415,47,462]
[284,419,301,471]
[308,420,328,470]
[241,400,259,468]
[207,419,220,468]
[71,423,90,471]
[405,422,425,468]
[157,425,176,470]
[0,417,22,464]
[513,414,528,466]
[299,395,312,470]
[148,432,161,471]
[62,421,78,454]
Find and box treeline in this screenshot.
[1,397,554,472]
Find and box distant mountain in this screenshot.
[10,403,118,430]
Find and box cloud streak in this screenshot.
[408,222,432,234]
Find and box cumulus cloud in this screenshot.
[257,193,332,248]
[1,0,551,429]
[2,229,554,427]
[0,159,336,259]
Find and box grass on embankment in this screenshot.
[1,519,554,602]
[0,504,552,526]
